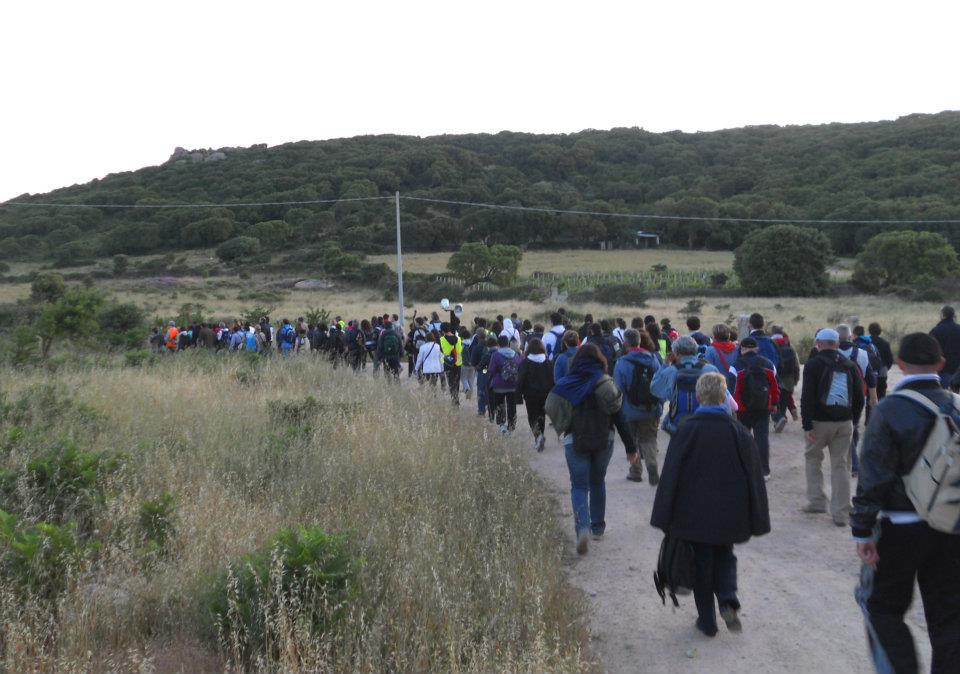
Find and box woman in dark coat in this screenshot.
[516,338,554,451]
[651,372,771,637]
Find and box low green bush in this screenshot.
[0,509,89,600]
[205,527,360,662]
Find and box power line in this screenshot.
[401,196,960,226]
[0,196,393,209]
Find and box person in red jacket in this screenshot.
[733,337,780,480]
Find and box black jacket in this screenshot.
[800,349,866,431]
[651,411,771,545]
[850,379,950,538]
[516,358,554,402]
[931,318,960,374]
[872,335,894,373]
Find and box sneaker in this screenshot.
[834,519,848,527]
[576,532,589,555]
[790,409,799,421]
[719,605,742,633]
[499,424,508,435]
[535,434,546,452]
[647,465,659,486]
[626,471,644,483]
[801,504,827,514]
[591,530,604,541]
[774,417,788,433]
[764,473,771,482]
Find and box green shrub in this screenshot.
[137,491,177,558]
[734,225,832,296]
[205,527,360,661]
[217,236,261,263]
[124,349,152,367]
[112,254,130,276]
[30,272,66,304]
[19,439,123,534]
[98,302,147,349]
[0,509,89,600]
[852,230,960,293]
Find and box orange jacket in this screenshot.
[165,327,180,350]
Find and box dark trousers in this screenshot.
[525,394,547,436]
[493,391,517,429]
[857,520,960,674]
[739,412,770,475]
[382,357,401,380]
[877,376,888,400]
[446,367,461,405]
[692,543,739,633]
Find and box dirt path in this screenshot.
[512,367,934,673]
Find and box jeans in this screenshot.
[740,412,770,475]
[461,365,476,394]
[692,543,739,634]
[564,433,615,538]
[493,391,517,429]
[856,520,960,674]
[476,372,489,414]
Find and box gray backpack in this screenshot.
[891,389,960,534]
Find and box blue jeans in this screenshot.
[740,412,770,475]
[692,543,739,634]
[564,433,614,538]
[476,372,489,415]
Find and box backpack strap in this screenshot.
[890,388,959,417]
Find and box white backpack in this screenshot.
[892,389,960,534]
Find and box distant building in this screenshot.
[634,231,660,248]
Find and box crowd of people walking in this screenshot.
[150,303,960,672]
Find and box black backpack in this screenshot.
[627,359,659,410]
[741,360,771,413]
[570,392,610,454]
[654,533,695,607]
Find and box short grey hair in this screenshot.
[624,328,641,348]
[696,372,728,406]
[672,335,698,356]
[836,324,851,341]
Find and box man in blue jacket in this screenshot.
[652,336,719,435]
[614,329,663,485]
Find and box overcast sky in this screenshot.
[2,0,958,202]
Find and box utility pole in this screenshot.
[395,191,405,329]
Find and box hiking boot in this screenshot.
[576,532,589,555]
[801,504,827,514]
[719,605,742,633]
[647,465,660,486]
[774,417,788,433]
[695,619,718,638]
[627,467,644,482]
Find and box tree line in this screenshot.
[3,111,960,265]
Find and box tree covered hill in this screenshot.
[3,111,960,264]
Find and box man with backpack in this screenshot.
[277,318,297,356]
[801,328,866,526]
[614,328,663,485]
[867,322,895,400]
[543,313,567,361]
[487,335,522,433]
[733,337,780,480]
[734,313,780,372]
[651,336,719,435]
[838,324,878,477]
[852,332,960,674]
[376,319,404,380]
[439,323,463,405]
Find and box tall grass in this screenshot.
[0,353,587,672]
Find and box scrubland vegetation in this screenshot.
[0,354,587,672]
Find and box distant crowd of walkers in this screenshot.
[149,304,960,672]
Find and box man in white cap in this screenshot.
[800,328,866,526]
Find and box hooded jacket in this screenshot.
[705,340,738,376]
[516,354,554,402]
[651,409,771,544]
[488,347,522,392]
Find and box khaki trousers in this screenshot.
[627,416,659,478]
[804,419,853,522]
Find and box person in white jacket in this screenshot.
[415,332,444,385]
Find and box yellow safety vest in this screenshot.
[439,335,463,367]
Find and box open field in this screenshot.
[0,355,586,671]
[369,248,735,275]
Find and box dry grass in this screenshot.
[0,355,588,672]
